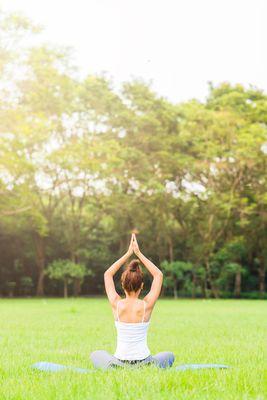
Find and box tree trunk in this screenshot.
[234,268,241,298]
[168,238,174,263]
[201,272,207,298]
[34,233,46,297]
[73,279,81,297]
[156,233,163,265]
[258,255,265,298]
[64,279,68,298]
[192,271,196,299]
[201,282,207,298]
[205,260,219,299]
[173,277,178,299]
[36,270,45,297]
[169,238,177,298]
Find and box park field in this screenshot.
[0,299,266,400]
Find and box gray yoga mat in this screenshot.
[32,361,230,373]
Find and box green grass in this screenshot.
[0,299,266,400]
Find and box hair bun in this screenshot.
[129,260,139,272]
[121,259,143,293]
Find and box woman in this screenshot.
[90,233,175,370]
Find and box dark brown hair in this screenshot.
[121,259,143,293]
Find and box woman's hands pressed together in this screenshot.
[126,233,134,256]
[132,233,141,256]
[126,233,141,257]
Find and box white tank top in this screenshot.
[114,300,151,360]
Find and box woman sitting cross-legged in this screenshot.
[90,233,175,370]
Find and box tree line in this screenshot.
[0,8,266,298]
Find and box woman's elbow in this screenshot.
[156,270,163,279]
[104,270,111,280]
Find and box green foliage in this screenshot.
[46,260,89,297]
[20,276,33,287]
[46,259,88,282]
[161,261,193,297]
[20,276,33,295]
[0,8,266,299]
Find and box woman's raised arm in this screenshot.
[132,234,163,308]
[104,234,134,305]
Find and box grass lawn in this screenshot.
[0,298,266,400]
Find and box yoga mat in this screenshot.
[32,362,90,373]
[175,364,229,371]
[32,361,230,373]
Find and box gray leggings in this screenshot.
[90,350,175,370]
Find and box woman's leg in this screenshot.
[152,351,175,368]
[90,350,124,370]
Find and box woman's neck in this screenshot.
[125,291,140,300]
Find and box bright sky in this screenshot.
[3,0,267,103]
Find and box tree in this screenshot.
[46,259,89,298]
[161,260,192,298]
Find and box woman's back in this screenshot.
[114,298,149,323]
[114,299,151,360]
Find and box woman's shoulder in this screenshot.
[115,298,147,313]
